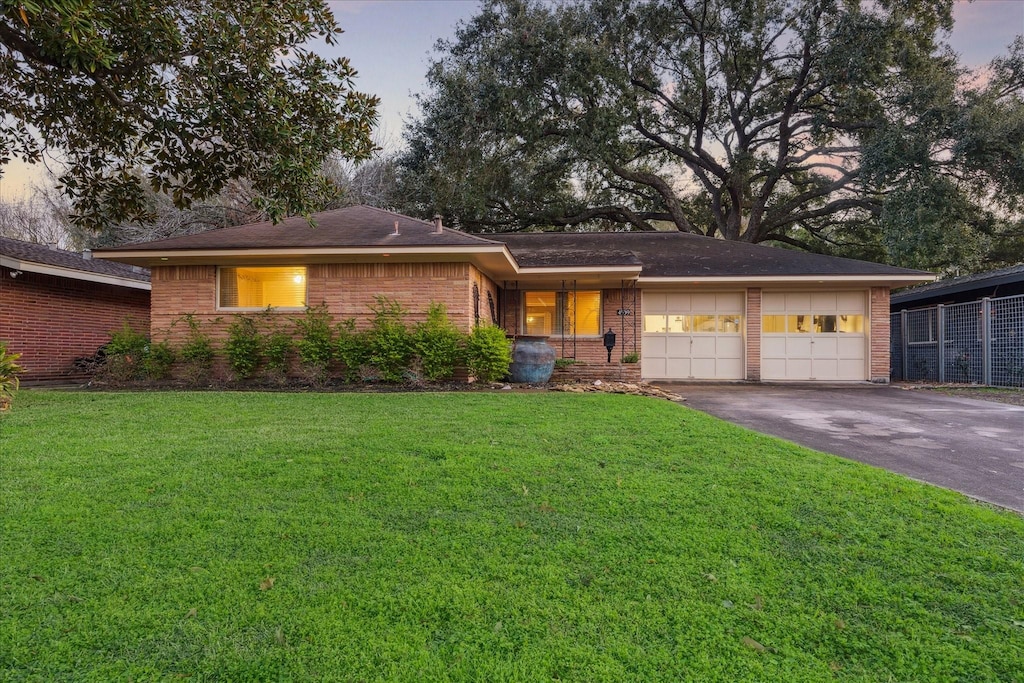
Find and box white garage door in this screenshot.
[642,292,745,380]
[762,291,867,381]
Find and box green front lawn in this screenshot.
[1,391,1022,681]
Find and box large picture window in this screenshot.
[219,266,307,309]
[524,291,601,336]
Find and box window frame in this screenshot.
[522,290,602,337]
[216,265,309,312]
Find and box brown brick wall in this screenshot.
[0,270,150,381]
[745,287,761,382]
[150,262,485,346]
[869,286,890,383]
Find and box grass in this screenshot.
[1,390,1022,682]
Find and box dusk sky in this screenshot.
[1,0,1021,200]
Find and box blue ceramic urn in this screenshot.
[509,336,556,383]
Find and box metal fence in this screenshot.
[890,293,1024,386]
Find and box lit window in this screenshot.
[762,315,787,333]
[219,266,307,309]
[644,315,667,333]
[668,315,690,333]
[838,315,864,333]
[691,315,717,333]
[718,314,742,334]
[814,315,838,333]
[524,291,601,336]
[788,315,812,333]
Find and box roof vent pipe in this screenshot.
[433,215,443,234]
[393,220,400,235]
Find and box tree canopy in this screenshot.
[399,0,1024,271]
[0,0,379,229]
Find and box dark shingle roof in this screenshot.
[891,263,1024,306]
[100,205,502,251]
[493,232,926,277]
[0,236,149,282]
[94,205,928,279]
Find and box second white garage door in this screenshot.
[642,291,745,380]
[761,291,867,380]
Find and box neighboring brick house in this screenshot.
[0,236,151,382]
[95,205,931,383]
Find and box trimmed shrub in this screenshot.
[465,325,511,383]
[104,321,150,382]
[224,316,263,380]
[336,318,371,382]
[177,315,216,385]
[263,330,293,381]
[294,304,335,384]
[415,303,465,381]
[367,296,414,382]
[143,341,175,380]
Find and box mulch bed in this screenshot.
[896,382,1024,407]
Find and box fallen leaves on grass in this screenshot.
[259,577,275,591]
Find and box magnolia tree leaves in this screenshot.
[0,0,379,230]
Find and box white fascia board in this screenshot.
[638,274,935,285]
[0,254,151,290]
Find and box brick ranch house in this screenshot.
[95,205,932,383]
[0,236,151,382]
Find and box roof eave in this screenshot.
[0,254,151,290]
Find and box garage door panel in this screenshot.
[763,292,786,312]
[668,358,692,377]
[838,359,865,379]
[690,357,718,378]
[787,358,812,378]
[641,290,745,380]
[645,336,667,355]
[666,292,690,311]
[716,292,744,310]
[762,337,787,357]
[787,292,812,310]
[813,358,839,379]
[812,337,838,358]
[716,357,744,379]
[691,293,717,311]
[716,336,744,357]
[642,357,667,378]
[811,292,837,311]
[785,337,813,356]
[837,291,865,312]
[666,337,690,355]
[762,358,786,377]
[761,290,868,381]
[691,336,718,357]
[838,336,865,357]
[645,293,667,312]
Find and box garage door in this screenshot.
[762,291,867,380]
[642,292,744,380]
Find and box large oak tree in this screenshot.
[0,0,379,229]
[400,0,1023,271]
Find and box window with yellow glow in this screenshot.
[219,267,307,309]
[524,291,601,336]
[762,315,787,333]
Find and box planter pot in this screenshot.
[509,336,556,383]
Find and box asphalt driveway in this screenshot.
[660,384,1024,513]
